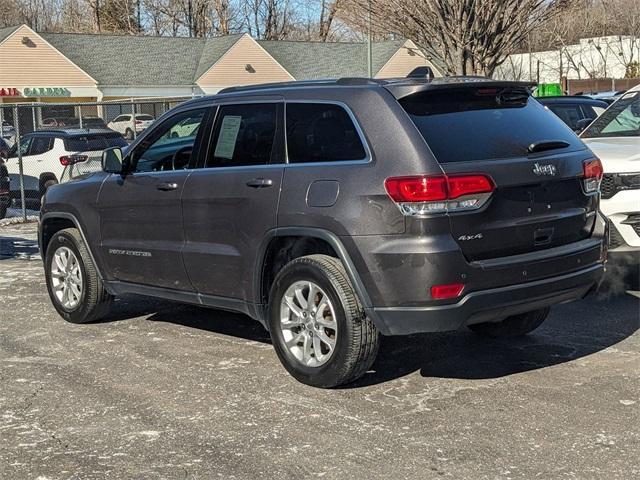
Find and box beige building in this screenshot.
[0,24,437,106]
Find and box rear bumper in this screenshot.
[369,263,604,335]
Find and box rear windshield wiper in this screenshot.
[528,140,570,154]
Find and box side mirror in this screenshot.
[102,147,124,174]
[575,118,593,132]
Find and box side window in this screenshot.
[206,103,278,168]
[28,136,54,156]
[548,104,584,130]
[286,103,366,163]
[131,108,207,173]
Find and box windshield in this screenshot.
[399,87,582,163]
[581,92,640,138]
[65,133,127,151]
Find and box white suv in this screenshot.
[581,85,640,283]
[1,129,127,208]
[107,114,154,140]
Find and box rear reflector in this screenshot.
[431,283,465,300]
[385,174,494,215]
[582,158,603,194]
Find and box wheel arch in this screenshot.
[40,212,107,286]
[254,228,374,322]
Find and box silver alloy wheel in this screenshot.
[50,246,83,310]
[280,280,338,367]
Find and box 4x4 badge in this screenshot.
[533,162,557,176]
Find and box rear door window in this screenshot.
[29,136,54,155]
[206,103,279,168]
[547,104,584,130]
[286,103,366,163]
[399,87,583,163]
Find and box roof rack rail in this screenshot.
[334,77,383,86]
[217,78,383,95]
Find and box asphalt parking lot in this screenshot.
[0,222,638,479]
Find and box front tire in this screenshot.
[269,255,380,388]
[468,307,550,338]
[45,228,113,324]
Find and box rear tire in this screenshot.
[0,204,6,219]
[269,254,380,388]
[45,228,113,324]
[125,128,134,141]
[468,307,550,338]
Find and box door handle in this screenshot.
[156,182,178,191]
[246,178,274,188]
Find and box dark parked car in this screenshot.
[39,77,607,387]
[538,96,608,132]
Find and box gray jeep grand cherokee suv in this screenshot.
[39,77,607,387]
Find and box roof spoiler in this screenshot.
[385,78,538,100]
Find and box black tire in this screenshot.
[468,307,550,338]
[125,128,134,141]
[269,254,380,388]
[44,228,113,324]
[0,203,6,220]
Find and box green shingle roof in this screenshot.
[3,25,414,86]
[42,32,208,85]
[258,39,405,79]
[194,34,244,79]
[0,25,19,45]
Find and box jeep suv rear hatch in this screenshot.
[395,83,600,261]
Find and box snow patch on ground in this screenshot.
[0,207,39,226]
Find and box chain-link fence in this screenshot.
[0,98,191,221]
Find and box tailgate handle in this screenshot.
[534,228,554,246]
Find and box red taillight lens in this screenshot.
[60,155,88,166]
[583,158,603,193]
[431,283,465,300]
[385,174,495,215]
[384,176,448,202]
[447,175,495,199]
[135,120,143,125]
[583,158,603,179]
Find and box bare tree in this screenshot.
[346,0,574,76]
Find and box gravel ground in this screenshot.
[0,222,638,479]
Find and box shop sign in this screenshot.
[23,87,71,97]
[0,88,21,97]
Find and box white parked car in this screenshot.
[107,113,154,140]
[580,85,640,285]
[1,129,127,208]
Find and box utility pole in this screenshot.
[367,0,372,77]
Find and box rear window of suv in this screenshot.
[399,87,582,163]
[64,133,127,151]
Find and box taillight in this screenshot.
[135,120,143,125]
[60,155,88,166]
[385,174,494,215]
[582,158,603,194]
[431,283,465,300]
